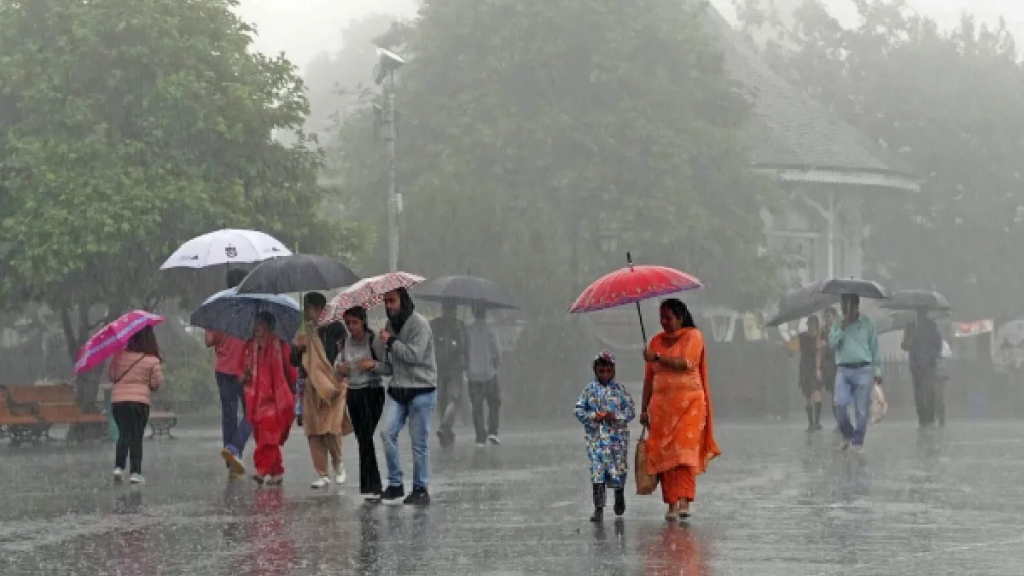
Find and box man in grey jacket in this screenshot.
[369,287,438,505]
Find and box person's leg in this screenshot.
[216,372,238,451]
[850,368,874,446]
[834,368,855,443]
[326,433,344,480]
[590,482,607,521]
[379,395,409,489]
[436,377,452,438]
[308,434,329,478]
[468,381,486,444]
[922,369,936,426]
[935,377,947,427]
[409,390,437,491]
[229,378,251,455]
[112,403,130,472]
[128,403,149,476]
[486,377,501,438]
[911,370,927,427]
[813,398,823,428]
[349,389,373,492]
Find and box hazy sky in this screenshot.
[235,0,1024,70]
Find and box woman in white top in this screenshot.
[334,306,388,498]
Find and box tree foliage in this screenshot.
[0,0,364,364]
[327,0,779,316]
[737,0,1024,318]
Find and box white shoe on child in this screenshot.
[311,476,330,490]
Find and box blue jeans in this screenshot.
[834,366,873,446]
[380,390,437,490]
[217,372,251,457]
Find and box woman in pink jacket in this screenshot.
[108,326,164,484]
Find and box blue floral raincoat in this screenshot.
[574,380,636,488]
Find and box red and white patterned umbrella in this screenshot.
[320,271,425,324]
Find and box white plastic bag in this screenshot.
[870,384,888,424]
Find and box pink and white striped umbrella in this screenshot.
[74,310,164,374]
[320,272,425,324]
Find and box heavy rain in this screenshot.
[1,0,1023,574]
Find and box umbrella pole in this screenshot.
[635,301,647,345]
[626,252,648,345]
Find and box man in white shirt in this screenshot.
[466,305,502,446]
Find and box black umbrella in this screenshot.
[413,275,518,310]
[876,309,951,335]
[880,289,951,312]
[816,277,889,300]
[765,281,840,327]
[235,255,360,294]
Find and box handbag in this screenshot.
[635,427,659,496]
[870,384,888,424]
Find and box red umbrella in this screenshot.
[569,253,702,342]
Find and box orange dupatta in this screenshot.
[644,328,721,475]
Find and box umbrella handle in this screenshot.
[635,301,647,346]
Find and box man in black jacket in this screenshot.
[902,309,943,428]
[430,302,467,449]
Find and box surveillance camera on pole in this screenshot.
[374,47,406,85]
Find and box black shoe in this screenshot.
[613,490,625,516]
[380,485,405,505]
[590,507,604,522]
[403,487,430,506]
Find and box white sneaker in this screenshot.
[129,474,144,484]
[851,445,865,455]
[334,464,347,485]
[475,442,486,448]
[113,468,124,482]
[487,434,501,446]
[311,476,330,490]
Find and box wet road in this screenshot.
[1,420,1022,575]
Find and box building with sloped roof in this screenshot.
[701,7,921,338]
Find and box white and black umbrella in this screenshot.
[160,229,291,270]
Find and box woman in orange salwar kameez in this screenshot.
[640,298,721,521]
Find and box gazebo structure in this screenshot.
[704,9,921,337]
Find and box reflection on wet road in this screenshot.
[2,421,1023,575]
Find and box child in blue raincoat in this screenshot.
[574,351,635,522]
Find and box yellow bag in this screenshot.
[635,428,659,495]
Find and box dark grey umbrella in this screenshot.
[816,277,889,299]
[413,275,518,310]
[235,255,360,294]
[765,281,840,327]
[880,289,951,312]
[876,309,951,335]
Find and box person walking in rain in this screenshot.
[430,302,467,449]
[467,304,502,446]
[208,268,251,478]
[574,351,635,522]
[244,311,297,485]
[292,292,350,489]
[820,307,840,430]
[369,287,438,505]
[828,294,883,452]
[787,315,823,432]
[901,309,943,429]
[109,326,164,484]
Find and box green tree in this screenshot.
[737,0,1024,318]
[0,0,364,376]
[329,0,779,316]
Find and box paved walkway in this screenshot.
[1,420,1022,575]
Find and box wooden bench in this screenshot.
[7,384,108,441]
[0,386,50,445]
[149,399,178,439]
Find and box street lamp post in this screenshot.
[374,47,406,272]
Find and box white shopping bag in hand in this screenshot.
[870,384,888,424]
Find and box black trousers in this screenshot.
[348,387,385,494]
[469,378,500,442]
[436,372,463,436]
[911,368,936,427]
[112,402,150,475]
